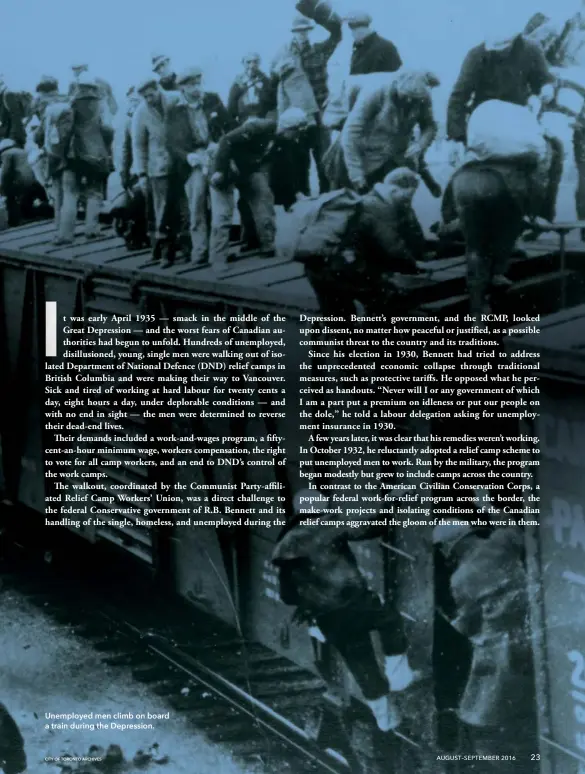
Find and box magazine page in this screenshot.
[0,0,583,773]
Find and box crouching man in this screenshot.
[272,489,418,732]
[209,115,281,270]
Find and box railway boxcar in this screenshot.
[1,218,585,772]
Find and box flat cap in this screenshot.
[344,11,373,27]
[152,53,170,71]
[176,67,203,85]
[291,14,315,31]
[36,75,59,94]
[136,77,159,94]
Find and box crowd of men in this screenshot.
[0,2,582,275]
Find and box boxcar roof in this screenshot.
[0,219,577,318]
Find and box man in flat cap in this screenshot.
[345,11,402,75]
[132,77,182,265]
[152,53,178,92]
[271,8,342,193]
[68,64,118,121]
[166,67,230,265]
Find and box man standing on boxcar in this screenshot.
[227,53,275,127]
[346,11,402,75]
[227,53,276,250]
[166,67,230,266]
[65,75,114,241]
[152,53,179,93]
[209,113,284,269]
[272,7,342,193]
[132,77,181,265]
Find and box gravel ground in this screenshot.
[0,587,257,774]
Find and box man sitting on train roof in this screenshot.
[272,488,419,733]
[434,521,538,766]
[0,138,47,228]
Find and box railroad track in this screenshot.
[0,526,361,774]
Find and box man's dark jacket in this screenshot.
[165,93,230,183]
[227,73,276,126]
[213,118,276,182]
[350,32,402,75]
[447,36,553,143]
[0,147,36,196]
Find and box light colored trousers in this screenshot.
[210,166,275,266]
[184,167,210,263]
[53,169,103,241]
